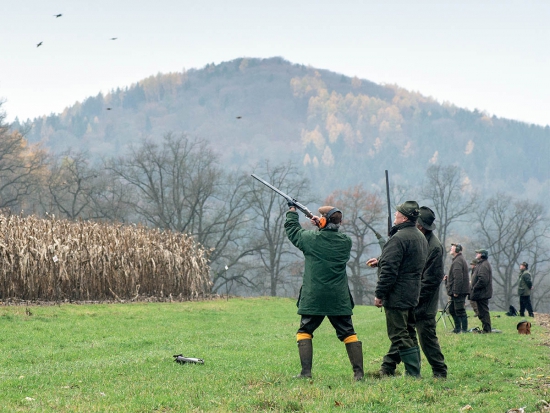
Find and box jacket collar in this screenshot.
[389,221,416,237]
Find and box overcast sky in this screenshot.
[1,0,548,126]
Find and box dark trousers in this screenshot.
[473,299,491,333]
[380,307,416,373]
[519,295,534,316]
[470,300,479,316]
[416,317,447,376]
[297,315,356,341]
[449,295,467,317]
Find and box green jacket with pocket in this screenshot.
[285,211,353,315]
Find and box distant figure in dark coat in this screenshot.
[469,259,479,316]
[470,249,493,333]
[445,243,470,333]
[518,262,534,317]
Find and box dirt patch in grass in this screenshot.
[534,312,550,346]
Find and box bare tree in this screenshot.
[475,193,550,310]
[248,161,313,296]
[106,133,220,232]
[325,185,385,305]
[205,172,261,294]
[40,150,103,219]
[0,105,48,212]
[87,168,136,223]
[420,164,477,253]
[106,133,255,287]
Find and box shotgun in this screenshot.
[359,216,386,250]
[251,174,314,219]
[385,170,392,235]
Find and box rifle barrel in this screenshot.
[251,174,314,218]
[385,170,391,235]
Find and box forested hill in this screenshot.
[19,57,550,202]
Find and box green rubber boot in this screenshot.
[399,346,421,378]
[295,339,313,378]
[345,341,364,381]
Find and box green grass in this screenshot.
[1,298,549,412]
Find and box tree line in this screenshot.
[2,104,549,311]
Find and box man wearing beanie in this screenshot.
[366,201,428,377]
[446,243,470,333]
[518,262,534,317]
[414,206,447,378]
[285,204,363,381]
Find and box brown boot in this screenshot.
[345,341,364,381]
[295,339,313,378]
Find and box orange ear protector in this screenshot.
[318,208,341,229]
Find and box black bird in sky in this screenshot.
[37,42,43,47]
[106,108,112,110]
[54,14,62,18]
[236,116,242,119]
[110,37,118,40]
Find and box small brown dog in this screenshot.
[517,321,531,335]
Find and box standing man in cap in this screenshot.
[470,249,493,333]
[469,259,479,317]
[446,243,470,333]
[285,204,363,381]
[518,262,534,317]
[414,206,447,377]
[366,201,428,377]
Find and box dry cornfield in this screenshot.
[0,213,211,302]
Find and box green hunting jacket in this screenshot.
[415,231,444,320]
[375,221,428,309]
[284,211,353,316]
[518,270,532,296]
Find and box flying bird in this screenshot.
[110,37,118,40]
[54,14,62,18]
[236,116,242,119]
[37,42,43,47]
[106,108,112,110]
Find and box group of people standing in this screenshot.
[284,199,534,381]
[447,244,493,334]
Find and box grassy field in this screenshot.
[1,297,549,412]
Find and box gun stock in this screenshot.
[358,216,382,239]
[359,216,386,250]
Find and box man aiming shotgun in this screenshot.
[252,174,364,381]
